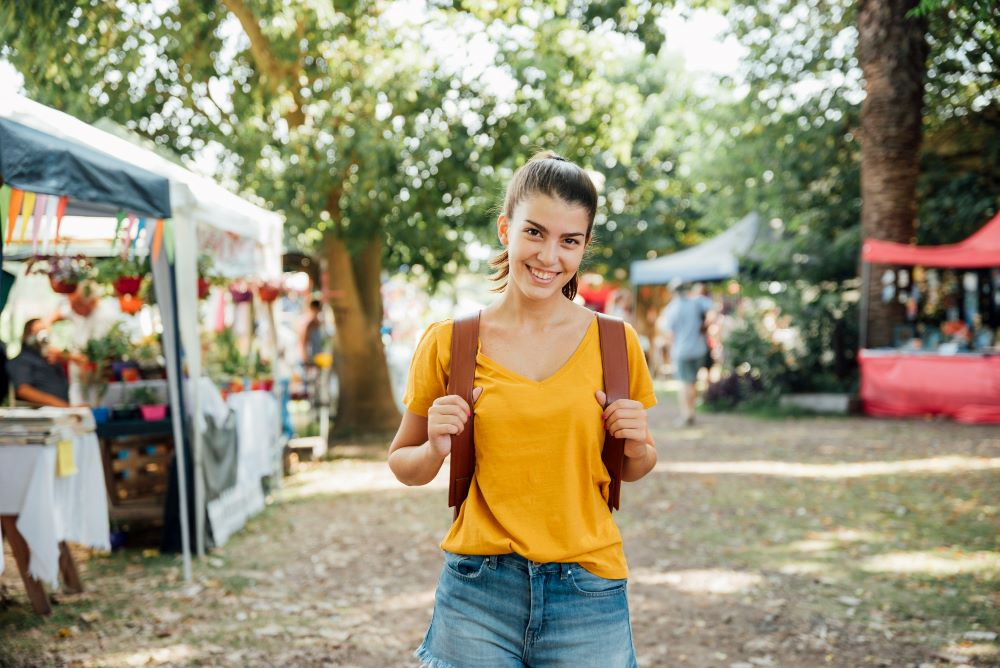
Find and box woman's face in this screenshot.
[498,194,590,301]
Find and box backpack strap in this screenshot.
[447,311,480,519]
[597,313,630,511]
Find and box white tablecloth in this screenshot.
[0,433,110,587]
[206,391,281,546]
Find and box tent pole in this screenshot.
[153,248,192,582]
[859,262,870,350]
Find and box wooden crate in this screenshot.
[102,436,174,506]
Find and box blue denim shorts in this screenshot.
[416,551,638,668]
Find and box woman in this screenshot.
[389,151,657,667]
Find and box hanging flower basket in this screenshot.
[49,277,79,294]
[114,276,143,297]
[198,277,210,300]
[118,294,144,315]
[257,282,281,303]
[229,283,253,303]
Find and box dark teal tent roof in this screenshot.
[0,118,171,219]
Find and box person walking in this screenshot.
[388,151,657,667]
[661,279,714,426]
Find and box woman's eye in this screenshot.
[564,238,579,246]
[526,228,540,237]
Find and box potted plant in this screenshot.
[133,336,165,379]
[83,323,132,397]
[26,254,93,294]
[130,385,167,421]
[95,256,150,296]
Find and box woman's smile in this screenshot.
[527,265,560,284]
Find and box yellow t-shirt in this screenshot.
[402,316,656,578]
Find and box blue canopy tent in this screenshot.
[630,213,761,285]
[0,104,195,582]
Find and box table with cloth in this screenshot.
[190,378,281,547]
[0,409,110,614]
[859,350,1000,424]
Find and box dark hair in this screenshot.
[309,299,322,311]
[22,318,40,345]
[489,151,598,300]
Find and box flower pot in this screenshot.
[112,406,140,421]
[49,277,79,294]
[250,380,264,391]
[258,283,281,303]
[111,361,139,381]
[114,276,143,296]
[91,407,111,424]
[139,404,168,421]
[118,294,144,315]
[198,277,210,300]
[261,378,274,392]
[120,367,141,382]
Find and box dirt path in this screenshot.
[2,401,998,667]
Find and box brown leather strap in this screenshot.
[597,313,630,511]
[447,311,480,519]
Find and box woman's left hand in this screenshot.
[595,391,649,458]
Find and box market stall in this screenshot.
[859,211,1000,424]
[1,94,285,582]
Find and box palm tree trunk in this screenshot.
[858,0,928,348]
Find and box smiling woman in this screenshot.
[388,151,659,668]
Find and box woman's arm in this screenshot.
[387,410,448,486]
[388,388,481,486]
[621,430,657,482]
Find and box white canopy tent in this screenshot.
[1,94,283,578]
[630,213,761,285]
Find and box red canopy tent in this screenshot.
[859,210,1000,424]
[862,211,1000,267]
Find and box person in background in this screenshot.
[298,298,327,365]
[660,279,714,427]
[6,319,74,407]
[43,280,121,405]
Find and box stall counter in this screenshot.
[859,349,1000,424]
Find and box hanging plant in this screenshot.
[26,254,93,294]
[228,280,253,304]
[95,256,150,296]
[197,254,223,300]
[257,281,282,303]
[118,293,144,315]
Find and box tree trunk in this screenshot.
[325,235,402,436]
[858,0,928,348]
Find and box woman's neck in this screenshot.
[488,288,577,329]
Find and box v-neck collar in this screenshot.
[475,316,598,385]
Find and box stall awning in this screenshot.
[862,210,1000,268]
[0,118,171,219]
[630,213,760,286]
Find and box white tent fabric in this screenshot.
[1,94,283,573]
[630,213,761,285]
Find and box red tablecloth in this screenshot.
[859,350,1000,424]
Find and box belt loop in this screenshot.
[488,555,497,570]
[561,563,572,580]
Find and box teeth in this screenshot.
[529,267,557,281]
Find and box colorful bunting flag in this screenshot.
[17,191,35,242]
[31,194,48,254]
[6,188,23,244]
[0,185,10,243]
[54,195,69,243]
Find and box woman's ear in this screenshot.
[497,215,509,246]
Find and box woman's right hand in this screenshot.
[427,387,483,457]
